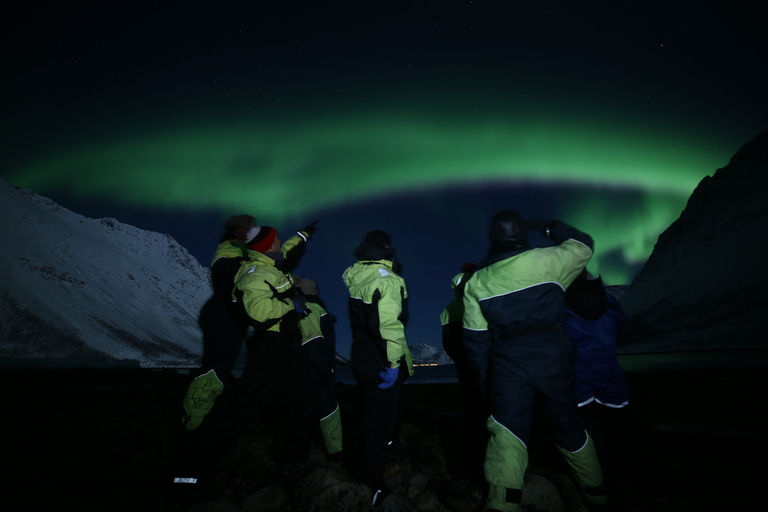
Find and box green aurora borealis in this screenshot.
[5,104,737,285]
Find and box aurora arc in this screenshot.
[6,111,730,284]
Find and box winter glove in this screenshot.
[291,296,308,315]
[299,220,319,239]
[524,218,554,238]
[378,366,399,389]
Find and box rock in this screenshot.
[375,492,411,512]
[241,485,286,512]
[435,479,483,512]
[520,473,567,512]
[619,130,768,352]
[290,468,370,511]
[414,491,440,511]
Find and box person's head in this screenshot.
[223,214,258,243]
[354,230,396,261]
[247,226,280,253]
[364,230,391,249]
[296,278,318,296]
[488,209,528,248]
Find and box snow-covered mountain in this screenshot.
[0,179,451,369]
[408,343,455,365]
[0,179,211,367]
[619,130,768,352]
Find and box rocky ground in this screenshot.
[5,366,764,512]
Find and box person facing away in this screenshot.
[563,270,668,503]
[173,221,319,487]
[440,262,490,483]
[342,230,414,506]
[563,270,629,411]
[181,214,259,432]
[461,210,607,512]
[293,277,344,461]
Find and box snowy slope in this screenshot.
[0,180,211,366]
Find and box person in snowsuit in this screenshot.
[180,214,258,432]
[563,270,667,504]
[173,221,319,486]
[564,270,629,411]
[342,230,414,506]
[440,262,490,483]
[293,277,344,461]
[461,211,607,512]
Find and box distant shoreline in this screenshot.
[2,348,767,383]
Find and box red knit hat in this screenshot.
[247,226,278,253]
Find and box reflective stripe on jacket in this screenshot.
[463,221,594,341]
[231,234,308,333]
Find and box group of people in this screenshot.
[172,210,645,512]
[173,216,332,486]
[172,217,412,509]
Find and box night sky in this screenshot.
[3,1,765,358]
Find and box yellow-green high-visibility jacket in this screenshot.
[440,272,470,326]
[343,259,414,374]
[231,233,308,333]
[206,240,250,296]
[211,239,248,265]
[463,221,594,343]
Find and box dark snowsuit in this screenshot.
[181,240,250,431]
[343,245,414,493]
[440,270,489,482]
[563,276,629,408]
[563,275,665,504]
[462,218,605,511]
[175,237,318,484]
[198,243,251,376]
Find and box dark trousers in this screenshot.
[465,331,585,451]
[350,337,408,490]
[180,330,318,480]
[442,323,490,481]
[197,296,248,380]
[301,337,339,419]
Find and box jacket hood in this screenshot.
[343,259,395,289]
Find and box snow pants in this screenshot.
[181,295,249,431]
[442,321,490,481]
[197,295,249,380]
[350,332,409,491]
[301,336,343,455]
[464,329,605,511]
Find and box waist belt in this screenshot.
[495,322,561,340]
